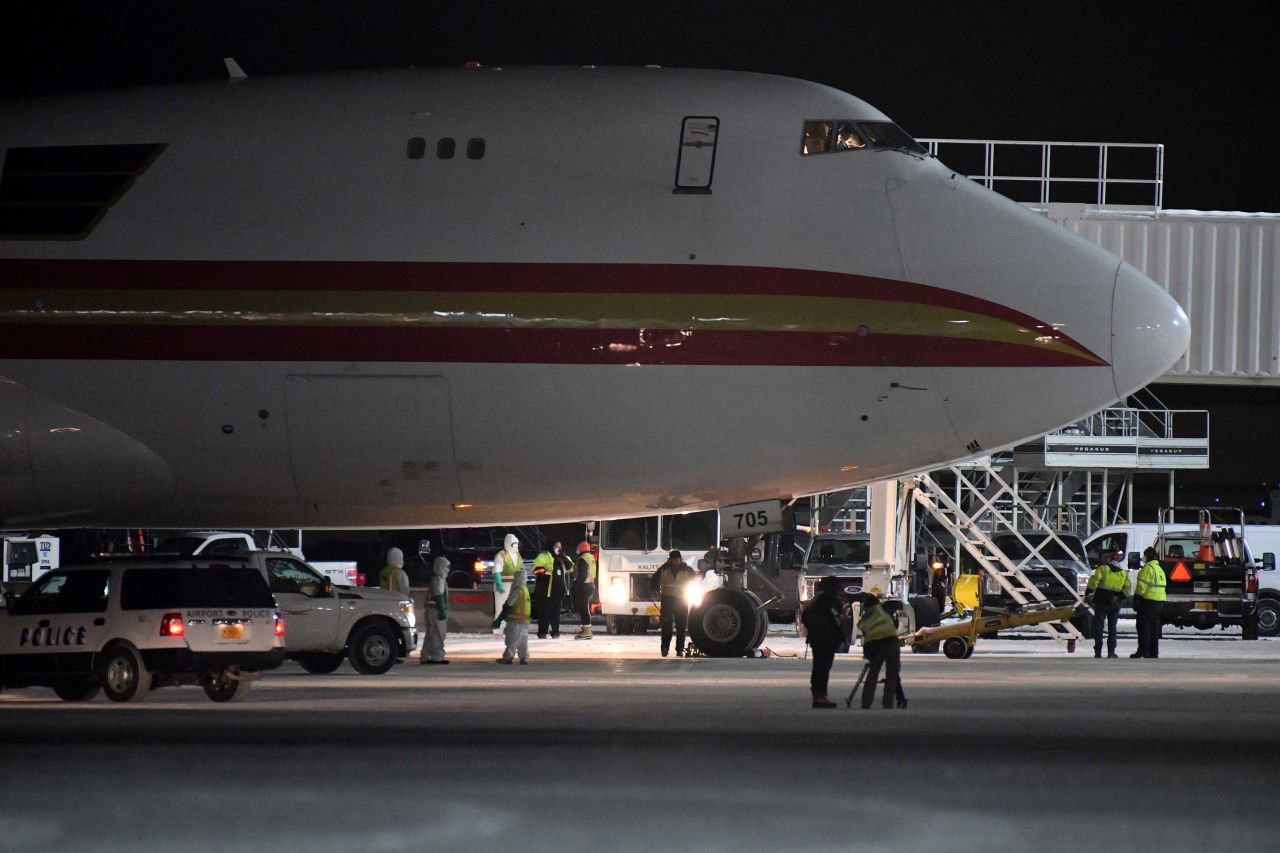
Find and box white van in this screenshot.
[1083,523,1280,636]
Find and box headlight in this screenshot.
[684,584,704,608]
[607,577,627,605]
[399,600,416,628]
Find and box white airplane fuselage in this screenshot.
[0,67,1188,528]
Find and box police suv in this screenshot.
[0,561,285,702]
[239,550,416,674]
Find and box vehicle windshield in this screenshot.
[807,538,870,565]
[662,511,718,552]
[601,517,659,551]
[993,534,1087,562]
[440,528,506,550]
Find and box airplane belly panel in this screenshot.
[284,374,461,509]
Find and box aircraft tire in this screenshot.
[751,607,769,649]
[688,589,760,657]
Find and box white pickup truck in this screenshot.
[156,530,362,587]
[232,550,416,674]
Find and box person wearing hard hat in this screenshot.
[492,569,531,664]
[1132,547,1167,658]
[1086,549,1131,659]
[378,547,410,595]
[651,550,695,657]
[492,533,522,620]
[855,592,903,710]
[801,575,845,708]
[421,556,450,665]
[572,541,597,640]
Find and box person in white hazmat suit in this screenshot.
[492,569,531,664]
[420,556,450,665]
[379,547,410,594]
[492,533,522,618]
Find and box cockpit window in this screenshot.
[855,121,927,155]
[802,121,832,155]
[801,119,925,156]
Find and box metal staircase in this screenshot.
[909,460,1088,644]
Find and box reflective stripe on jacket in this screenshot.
[1087,564,1130,593]
[858,604,897,643]
[657,565,691,596]
[1135,560,1167,601]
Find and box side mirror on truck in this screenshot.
[1264,553,1276,571]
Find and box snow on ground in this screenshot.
[429,619,1280,661]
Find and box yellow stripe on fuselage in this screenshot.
[0,289,1101,363]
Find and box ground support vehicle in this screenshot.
[597,511,721,636]
[0,561,285,702]
[1149,508,1260,639]
[244,551,416,674]
[1086,521,1280,636]
[910,603,1078,659]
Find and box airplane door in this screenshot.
[673,116,719,193]
[285,375,461,507]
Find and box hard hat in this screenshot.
[387,547,404,568]
[576,541,591,554]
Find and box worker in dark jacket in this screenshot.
[1086,549,1131,658]
[532,542,571,638]
[651,550,695,657]
[856,593,903,710]
[802,576,845,708]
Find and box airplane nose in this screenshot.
[1111,262,1190,399]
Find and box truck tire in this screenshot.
[688,589,760,657]
[348,622,397,674]
[297,652,345,674]
[909,596,942,629]
[1242,612,1260,641]
[203,667,253,702]
[943,637,970,659]
[53,680,101,702]
[1256,599,1280,637]
[98,643,152,703]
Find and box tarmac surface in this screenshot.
[2,625,1279,852]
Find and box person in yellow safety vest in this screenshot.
[492,569,531,664]
[378,547,410,594]
[421,556,450,665]
[1086,549,1132,659]
[532,542,570,639]
[572,541,597,640]
[492,533,522,618]
[1132,547,1167,659]
[855,593,904,710]
[651,550,695,657]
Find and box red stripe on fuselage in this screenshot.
[0,323,1102,367]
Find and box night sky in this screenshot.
[2,1,1277,515]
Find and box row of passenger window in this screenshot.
[801,120,926,156]
[406,137,485,160]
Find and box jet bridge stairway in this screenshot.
[908,460,1088,646]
